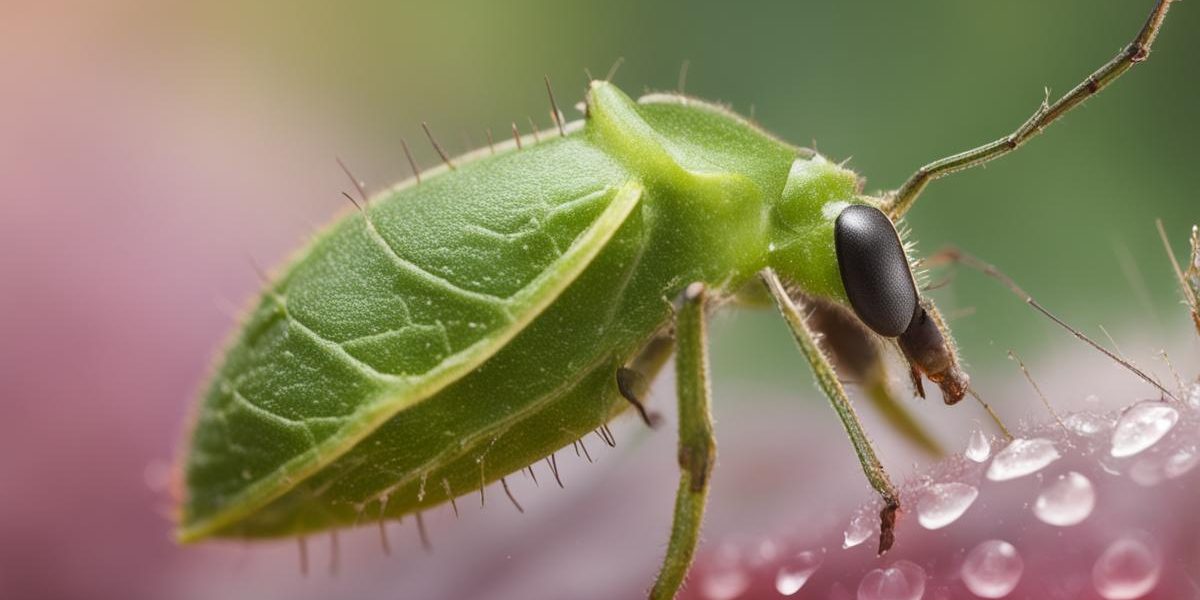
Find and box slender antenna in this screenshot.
[1159,350,1186,398]
[400,137,421,184]
[421,122,455,169]
[1008,350,1067,433]
[677,59,690,93]
[967,387,1014,441]
[336,157,368,204]
[500,476,524,514]
[544,76,566,137]
[1157,218,1199,309]
[511,122,523,150]
[885,0,1177,218]
[927,247,1178,402]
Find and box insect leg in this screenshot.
[883,0,1175,219]
[615,334,674,428]
[761,269,900,555]
[648,283,716,600]
[806,298,945,457]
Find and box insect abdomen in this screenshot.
[180,82,803,540]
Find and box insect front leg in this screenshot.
[648,283,716,600]
[805,298,945,457]
[761,269,900,554]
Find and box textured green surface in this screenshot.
[179,82,864,540]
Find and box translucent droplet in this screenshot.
[1186,382,1200,409]
[1110,402,1178,458]
[748,539,780,567]
[1164,445,1199,479]
[702,565,749,600]
[1064,412,1113,437]
[843,510,874,549]
[774,550,823,596]
[857,560,926,600]
[1092,535,1161,600]
[916,482,978,530]
[961,540,1023,598]
[986,438,1061,481]
[965,430,991,462]
[1034,471,1095,526]
[1128,458,1164,487]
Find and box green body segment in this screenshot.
[179,82,864,540]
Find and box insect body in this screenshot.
[176,2,1175,597]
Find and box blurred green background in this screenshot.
[2,1,1196,599]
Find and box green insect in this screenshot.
[176,2,1175,597]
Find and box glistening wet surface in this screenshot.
[681,394,1200,599]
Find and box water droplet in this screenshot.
[965,430,991,462]
[1186,382,1200,409]
[1164,445,1199,479]
[1064,412,1113,437]
[986,438,1061,481]
[1034,471,1095,527]
[961,540,1023,598]
[774,550,823,596]
[843,510,874,549]
[916,482,978,530]
[1092,535,1161,600]
[1110,402,1178,458]
[857,560,926,600]
[748,539,780,567]
[1128,458,1164,487]
[702,565,749,600]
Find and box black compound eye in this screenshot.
[834,204,918,337]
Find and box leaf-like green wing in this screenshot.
[179,135,643,541]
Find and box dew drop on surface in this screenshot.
[1128,458,1164,487]
[1092,536,1161,600]
[774,550,823,596]
[1110,402,1178,458]
[961,540,1023,598]
[1164,445,1199,479]
[857,560,926,600]
[1034,471,1095,526]
[1064,412,1113,437]
[986,438,1060,481]
[1186,382,1200,409]
[965,430,991,462]
[916,482,978,530]
[843,511,874,549]
[702,566,749,600]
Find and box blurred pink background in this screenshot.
[2,2,1197,599]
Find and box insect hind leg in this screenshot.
[648,283,716,600]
